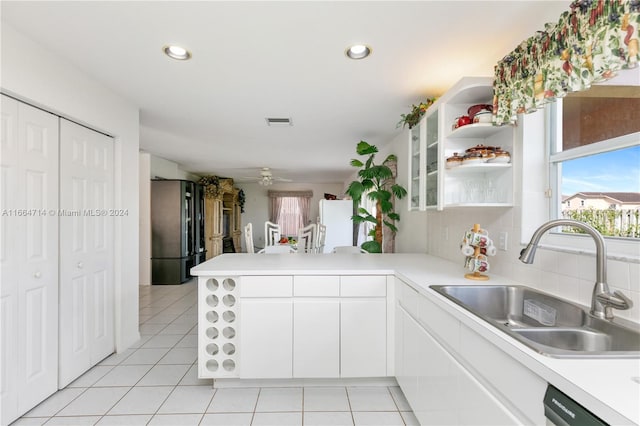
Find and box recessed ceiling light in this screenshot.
[163,44,192,60]
[345,44,371,60]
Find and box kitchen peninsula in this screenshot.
[191,253,639,425]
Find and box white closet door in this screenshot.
[58,119,114,387]
[1,95,59,425]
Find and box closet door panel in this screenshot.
[0,95,20,424]
[59,119,114,387]
[7,98,59,420]
[17,101,59,415]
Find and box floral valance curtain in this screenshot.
[493,0,639,125]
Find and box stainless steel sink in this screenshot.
[430,285,640,358]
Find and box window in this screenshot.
[268,190,312,237]
[549,84,640,240]
[277,197,304,236]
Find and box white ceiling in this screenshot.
[1,1,571,183]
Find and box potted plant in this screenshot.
[346,141,407,253]
[397,98,437,129]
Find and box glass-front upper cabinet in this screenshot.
[408,118,425,211]
[425,108,439,208]
[407,105,440,211]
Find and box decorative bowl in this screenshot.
[467,104,492,120]
[473,111,493,124]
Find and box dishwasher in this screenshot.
[544,384,609,426]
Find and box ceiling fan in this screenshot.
[242,167,292,186]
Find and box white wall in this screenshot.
[139,153,151,286]
[237,182,344,251]
[150,154,201,182]
[2,24,141,350]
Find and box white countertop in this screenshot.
[192,253,640,425]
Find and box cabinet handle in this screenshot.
[34,271,41,279]
[77,262,84,269]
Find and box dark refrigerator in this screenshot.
[151,179,204,284]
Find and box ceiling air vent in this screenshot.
[265,117,292,127]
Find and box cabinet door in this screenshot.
[1,96,60,425]
[293,300,339,378]
[398,308,419,410]
[425,108,439,209]
[340,299,386,377]
[414,314,519,426]
[408,122,423,210]
[240,299,292,378]
[59,119,114,387]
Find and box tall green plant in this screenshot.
[345,141,407,253]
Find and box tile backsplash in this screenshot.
[426,208,640,324]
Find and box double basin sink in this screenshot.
[430,285,640,358]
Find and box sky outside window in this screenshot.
[561,145,640,196]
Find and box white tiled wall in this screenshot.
[425,207,640,324]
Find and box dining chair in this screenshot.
[332,245,368,253]
[297,223,317,253]
[260,244,295,254]
[264,221,281,246]
[244,223,255,253]
[316,223,327,253]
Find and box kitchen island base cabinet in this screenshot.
[341,299,387,377]
[199,274,391,380]
[239,299,293,379]
[293,300,340,378]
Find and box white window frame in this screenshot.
[542,100,640,261]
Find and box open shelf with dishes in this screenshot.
[440,77,515,209]
[406,77,515,211]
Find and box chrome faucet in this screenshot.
[519,219,632,320]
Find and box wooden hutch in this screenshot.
[202,177,242,259]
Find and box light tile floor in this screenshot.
[14,279,418,426]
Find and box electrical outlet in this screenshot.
[498,231,508,251]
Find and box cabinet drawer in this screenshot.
[400,281,419,318]
[241,276,293,298]
[417,293,460,352]
[294,276,339,297]
[340,275,386,297]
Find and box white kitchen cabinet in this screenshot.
[240,299,293,378]
[408,118,424,210]
[293,276,340,377]
[341,298,387,377]
[395,277,544,425]
[397,303,520,426]
[398,308,419,409]
[1,95,60,425]
[407,107,439,211]
[238,276,293,379]
[412,306,519,426]
[340,275,387,377]
[425,109,440,208]
[293,300,340,377]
